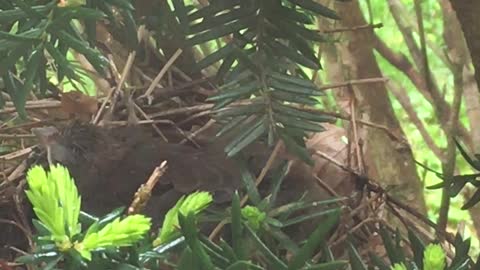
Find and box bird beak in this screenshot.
[31,126,61,166]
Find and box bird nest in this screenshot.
[0,29,452,268]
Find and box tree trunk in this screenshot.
[321,1,427,219]
[441,0,480,239]
[448,0,480,92]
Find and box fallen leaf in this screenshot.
[61,91,98,121]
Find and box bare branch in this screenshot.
[373,34,473,148]
[388,81,444,158]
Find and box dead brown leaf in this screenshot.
[60,91,98,121]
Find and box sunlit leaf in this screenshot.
[79,215,151,260]
[423,244,446,270]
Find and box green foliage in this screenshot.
[286,209,340,270]
[241,205,266,231]
[21,161,355,269]
[24,154,475,270]
[423,244,446,270]
[151,0,338,162]
[79,215,151,260]
[369,226,475,270]
[0,0,136,117]
[178,212,215,270]
[25,164,81,244]
[165,164,348,269]
[0,0,339,162]
[428,140,480,209]
[204,165,347,270]
[391,263,407,270]
[61,0,87,8]
[11,1,479,268]
[153,191,213,246]
[21,164,151,266]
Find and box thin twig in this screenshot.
[128,161,168,215]
[0,101,61,114]
[373,30,473,148]
[330,218,379,248]
[136,109,201,148]
[106,119,181,126]
[133,103,169,142]
[348,86,364,173]
[94,51,136,124]
[319,77,388,91]
[314,148,456,244]
[149,103,213,118]
[0,147,33,161]
[313,175,340,197]
[320,23,383,33]
[297,107,408,144]
[0,134,35,139]
[179,119,216,145]
[177,110,212,126]
[7,160,28,182]
[141,48,183,101]
[437,63,464,234]
[388,81,444,158]
[243,141,283,204]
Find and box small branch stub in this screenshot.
[128,161,168,215]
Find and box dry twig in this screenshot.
[128,161,168,215]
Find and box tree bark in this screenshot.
[448,0,480,92]
[441,0,480,239]
[321,0,428,219]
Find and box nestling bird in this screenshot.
[31,122,353,234]
[31,122,250,220]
